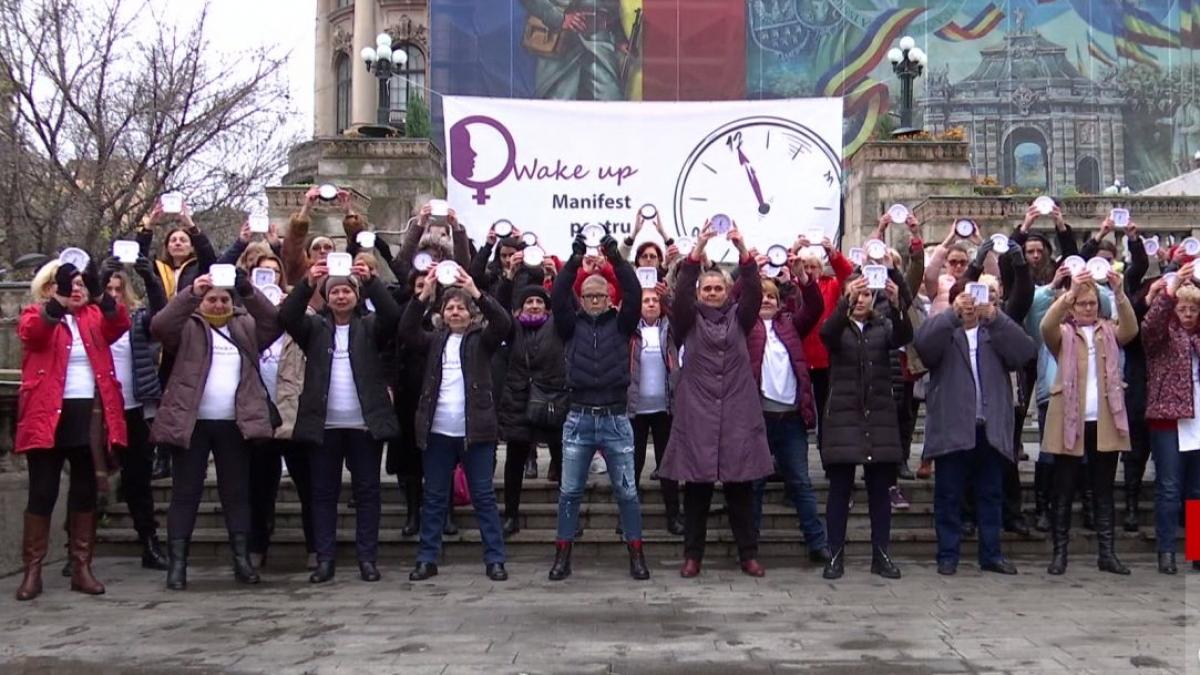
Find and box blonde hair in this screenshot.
[761,279,780,300]
[1177,285,1200,306]
[108,271,141,309]
[354,251,378,272]
[30,260,62,301]
[979,273,1000,296]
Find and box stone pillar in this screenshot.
[313,0,333,137]
[350,0,377,127]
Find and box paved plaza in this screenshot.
[0,552,1195,674]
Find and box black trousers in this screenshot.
[167,420,251,541]
[631,412,680,516]
[249,438,315,555]
[897,381,917,466]
[683,482,756,562]
[310,428,382,563]
[810,367,830,449]
[26,445,97,516]
[825,462,895,552]
[119,408,158,538]
[1051,422,1119,519]
[1122,416,1151,498]
[504,435,563,518]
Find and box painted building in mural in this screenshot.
[429,0,1200,193]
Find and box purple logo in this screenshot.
[449,115,517,205]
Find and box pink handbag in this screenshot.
[452,463,472,507]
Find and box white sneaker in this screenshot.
[590,456,607,474]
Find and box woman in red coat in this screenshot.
[15,260,130,601]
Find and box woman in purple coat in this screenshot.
[659,223,774,578]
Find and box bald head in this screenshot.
[580,274,611,316]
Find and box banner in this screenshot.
[443,96,843,262]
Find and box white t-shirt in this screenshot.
[197,326,240,421]
[62,315,96,400]
[1178,351,1200,452]
[431,334,467,437]
[965,326,983,420]
[761,319,797,406]
[259,335,285,404]
[111,331,139,409]
[325,325,366,429]
[636,324,667,414]
[1081,326,1100,422]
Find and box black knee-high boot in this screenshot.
[1033,462,1051,532]
[402,477,421,537]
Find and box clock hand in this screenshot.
[736,147,770,215]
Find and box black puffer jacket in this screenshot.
[279,277,402,445]
[818,296,913,467]
[401,293,512,449]
[498,319,566,443]
[551,251,640,407]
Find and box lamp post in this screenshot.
[887,36,927,137]
[360,32,409,130]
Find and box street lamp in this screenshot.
[360,32,409,130]
[888,36,927,137]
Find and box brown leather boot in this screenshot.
[68,512,105,595]
[16,512,51,601]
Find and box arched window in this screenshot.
[335,54,351,134]
[388,42,426,124]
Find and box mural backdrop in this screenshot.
[430,0,1200,192]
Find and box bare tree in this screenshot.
[0,0,300,262]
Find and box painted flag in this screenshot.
[1088,35,1118,68]
[1115,33,1159,66]
[642,0,746,101]
[815,7,926,97]
[1183,0,1200,49]
[842,79,890,161]
[1121,5,1180,48]
[1187,500,1200,561]
[934,3,1005,42]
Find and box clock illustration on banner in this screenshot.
[672,116,842,261]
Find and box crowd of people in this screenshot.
[12,187,1198,601]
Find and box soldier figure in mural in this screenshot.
[1166,90,1200,173]
[520,0,635,101]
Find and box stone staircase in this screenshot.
[97,413,1169,563]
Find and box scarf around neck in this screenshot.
[1059,318,1128,450]
[202,309,233,328]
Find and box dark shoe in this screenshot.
[16,512,50,601]
[1047,490,1072,575]
[443,516,459,536]
[141,534,169,571]
[937,560,958,576]
[502,516,520,537]
[524,457,537,480]
[916,460,933,479]
[409,561,438,581]
[151,449,172,481]
[486,562,508,581]
[1094,491,1130,575]
[680,558,701,578]
[1033,462,1051,533]
[547,465,561,484]
[870,546,901,579]
[548,541,572,581]
[68,512,105,595]
[650,468,660,481]
[402,478,421,537]
[740,559,766,577]
[897,464,915,480]
[960,520,976,538]
[1123,482,1141,532]
[822,548,844,580]
[401,511,420,537]
[1004,516,1031,537]
[889,486,910,511]
[61,555,72,578]
[627,540,650,581]
[166,538,189,590]
[809,547,833,564]
[359,561,381,582]
[981,558,1018,575]
[1157,552,1178,575]
[666,515,685,536]
[309,560,335,583]
[229,533,260,585]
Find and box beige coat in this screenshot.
[1040,291,1137,456]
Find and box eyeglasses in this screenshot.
[947,259,968,267]
[1074,300,1099,308]
[582,293,608,301]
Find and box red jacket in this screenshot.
[801,250,854,370]
[16,302,130,453]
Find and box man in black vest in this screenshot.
[548,230,648,581]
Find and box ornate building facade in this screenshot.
[312,0,430,137]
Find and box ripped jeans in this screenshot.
[555,410,644,542]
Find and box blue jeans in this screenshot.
[557,410,643,542]
[1150,430,1200,554]
[933,426,1007,566]
[752,415,827,552]
[417,433,506,565]
[309,429,381,563]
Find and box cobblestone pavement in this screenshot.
[0,554,1195,674]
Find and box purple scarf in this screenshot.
[518,313,549,328]
[1060,318,1128,450]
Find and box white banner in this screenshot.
[443,96,843,262]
